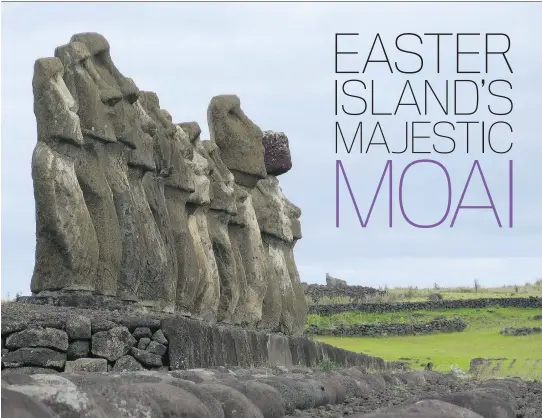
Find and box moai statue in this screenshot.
[208,95,268,326]
[282,197,307,335]
[54,41,122,297]
[30,57,99,294]
[253,131,307,335]
[64,33,173,311]
[179,122,221,322]
[201,139,239,323]
[139,92,199,316]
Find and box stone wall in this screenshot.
[30,33,306,335]
[309,297,542,316]
[1,303,389,374]
[306,317,467,337]
[304,283,385,303]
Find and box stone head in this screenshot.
[262,131,293,176]
[207,95,267,187]
[138,92,195,193]
[70,32,139,104]
[55,41,118,143]
[32,57,83,147]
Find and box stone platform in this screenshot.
[2,302,391,373]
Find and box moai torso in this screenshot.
[201,139,239,324]
[55,41,122,297]
[253,131,307,335]
[138,92,199,316]
[208,95,268,326]
[179,122,220,323]
[31,57,99,294]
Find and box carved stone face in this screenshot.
[33,57,83,147]
[138,91,195,193]
[283,196,302,241]
[70,33,139,104]
[55,41,118,143]
[203,140,236,215]
[207,95,267,187]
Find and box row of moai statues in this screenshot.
[30,33,307,335]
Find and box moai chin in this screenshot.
[31,57,100,295]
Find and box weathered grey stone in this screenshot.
[147,341,167,356]
[225,380,286,418]
[138,338,151,350]
[326,273,347,288]
[2,387,57,418]
[131,348,163,367]
[55,40,122,296]
[199,383,264,418]
[230,190,268,326]
[65,358,108,373]
[112,355,144,372]
[91,326,136,361]
[133,327,152,340]
[117,317,161,331]
[202,140,239,324]
[262,131,292,176]
[67,340,90,360]
[70,33,174,312]
[5,328,68,352]
[428,390,516,418]
[91,319,118,333]
[168,379,225,418]
[258,376,324,414]
[5,373,119,417]
[208,95,267,186]
[3,348,66,369]
[152,329,168,345]
[66,315,91,340]
[31,56,100,295]
[178,125,220,323]
[356,399,485,417]
[2,367,59,376]
[253,175,306,335]
[136,97,198,317]
[132,382,213,417]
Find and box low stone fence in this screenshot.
[1,302,390,374]
[306,317,467,337]
[309,297,542,316]
[304,283,385,303]
[500,326,542,336]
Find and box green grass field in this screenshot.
[311,307,542,379]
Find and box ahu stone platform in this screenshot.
[1,303,389,374]
[29,32,307,335]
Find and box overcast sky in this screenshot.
[2,2,542,298]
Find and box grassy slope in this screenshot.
[312,307,542,379]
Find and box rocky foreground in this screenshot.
[2,365,540,418]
